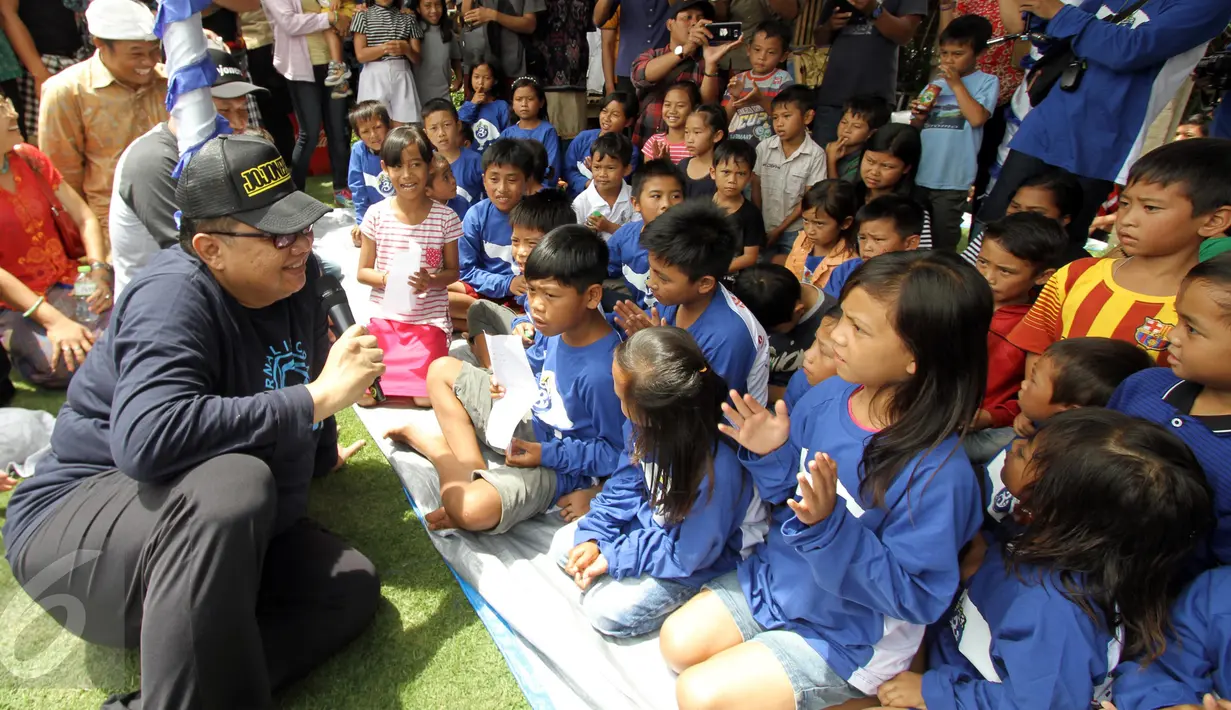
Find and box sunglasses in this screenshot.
[210,226,314,249]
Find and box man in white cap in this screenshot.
[37,0,168,251]
[109,46,269,297]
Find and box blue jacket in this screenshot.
[348,140,393,223]
[783,368,812,410]
[502,121,562,184]
[532,328,626,498]
[661,285,769,405]
[1113,567,1231,709]
[459,199,516,298]
[510,295,548,375]
[458,99,511,154]
[921,539,1121,710]
[608,220,652,308]
[1012,0,1231,184]
[1109,367,1231,565]
[451,147,486,207]
[563,128,641,198]
[737,376,982,693]
[575,422,753,587]
[823,258,862,300]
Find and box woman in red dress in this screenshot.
[0,95,110,388]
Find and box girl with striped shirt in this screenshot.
[351,0,425,124]
[357,127,461,406]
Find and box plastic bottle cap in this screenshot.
[78,265,91,273]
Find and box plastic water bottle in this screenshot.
[73,266,99,329]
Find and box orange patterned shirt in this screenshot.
[0,145,79,303]
[1008,257,1176,365]
[36,53,168,238]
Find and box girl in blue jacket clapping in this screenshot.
[552,326,756,639]
[660,251,989,710]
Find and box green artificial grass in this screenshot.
[0,384,527,710]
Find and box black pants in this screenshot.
[977,149,1116,259]
[287,64,351,192]
[616,75,635,98]
[8,454,380,709]
[245,44,297,165]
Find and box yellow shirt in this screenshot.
[300,0,331,66]
[36,53,168,240]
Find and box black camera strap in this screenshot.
[1027,0,1152,106]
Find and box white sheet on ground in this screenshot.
[314,212,681,710]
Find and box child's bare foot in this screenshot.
[425,505,457,531]
[557,484,603,522]
[383,423,447,459]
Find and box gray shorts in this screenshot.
[703,571,863,710]
[453,360,558,535]
[466,300,519,342]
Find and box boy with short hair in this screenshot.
[712,139,764,272]
[467,189,576,371]
[823,194,925,299]
[1110,254,1231,565]
[563,91,640,198]
[985,336,1154,528]
[607,159,685,308]
[457,139,536,300]
[422,98,486,212]
[1009,138,1231,367]
[825,94,891,183]
[347,101,394,246]
[753,85,828,260]
[722,21,794,148]
[782,311,842,410]
[572,132,635,240]
[517,139,550,195]
[730,263,838,403]
[913,14,999,253]
[388,226,625,533]
[965,212,1068,463]
[615,201,770,404]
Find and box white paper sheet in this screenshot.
[486,334,539,450]
[381,244,422,317]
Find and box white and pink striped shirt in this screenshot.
[362,199,461,334]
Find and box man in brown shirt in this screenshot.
[37,0,168,249]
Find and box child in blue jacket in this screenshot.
[659,251,988,710]
[551,327,756,638]
[876,409,1215,710]
[1113,566,1231,710]
[563,91,640,198]
[458,61,510,154]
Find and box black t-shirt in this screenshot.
[768,286,837,387]
[679,157,717,200]
[17,0,85,58]
[202,6,241,45]
[729,198,766,255]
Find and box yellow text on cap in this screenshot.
[241,158,291,197]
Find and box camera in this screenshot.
[1195,51,1231,93]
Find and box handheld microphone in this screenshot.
[317,274,386,403]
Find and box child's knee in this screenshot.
[548,521,579,567]
[675,665,723,710]
[427,356,464,391]
[442,482,501,531]
[659,609,706,672]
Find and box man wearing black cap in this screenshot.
[628,0,742,146]
[109,47,271,297]
[2,135,385,709]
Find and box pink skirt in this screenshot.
[367,318,449,398]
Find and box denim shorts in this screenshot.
[550,521,698,638]
[704,571,864,710]
[766,229,802,259]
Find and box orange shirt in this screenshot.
[0,145,79,304]
[37,53,168,239]
[1008,257,1176,364]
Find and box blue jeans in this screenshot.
[287,63,350,192]
[550,521,699,638]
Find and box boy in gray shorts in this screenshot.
[385,225,626,533]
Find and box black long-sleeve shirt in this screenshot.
[2,247,337,558]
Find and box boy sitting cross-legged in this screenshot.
[387,226,626,532]
[614,200,770,404]
[607,159,685,309]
